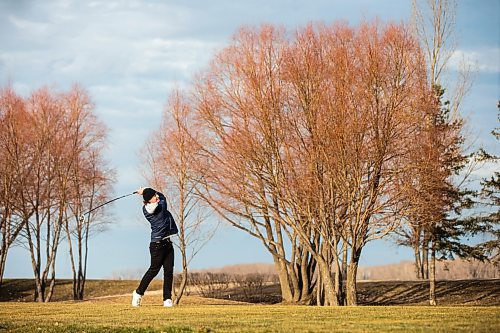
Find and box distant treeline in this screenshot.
[358,259,499,280]
[111,260,498,281]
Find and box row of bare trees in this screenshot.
[0,84,114,301]
[145,1,497,307]
[146,19,439,306]
[357,259,499,280]
[185,272,279,301]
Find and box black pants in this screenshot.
[136,239,174,301]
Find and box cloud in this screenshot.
[449,48,500,73]
[8,14,49,34]
[128,38,220,77]
[1,0,221,92]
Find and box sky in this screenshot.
[1,0,499,279]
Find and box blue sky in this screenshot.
[1,0,498,278]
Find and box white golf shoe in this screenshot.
[132,290,142,307]
[163,299,173,307]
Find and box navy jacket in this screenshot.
[142,192,178,242]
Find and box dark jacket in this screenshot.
[142,192,178,242]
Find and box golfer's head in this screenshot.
[142,188,159,204]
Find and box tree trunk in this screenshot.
[290,262,301,303]
[429,241,437,306]
[45,270,56,303]
[318,258,338,306]
[346,242,364,306]
[274,258,294,302]
[174,269,188,305]
[77,228,84,300]
[0,218,25,286]
[1,219,26,285]
[65,221,78,300]
[413,240,423,279]
[26,220,44,302]
[315,266,324,305]
[422,232,430,279]
[78,182,96,301]
[341,245,348,305]
[0,246,7,286]
[333,257,345,306]
[298,251,314,305]
[346,262,359,306]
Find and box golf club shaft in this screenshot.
[81,191,137,216]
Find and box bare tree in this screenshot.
[0,86,30,285]
[66,150,114,300]
[60,86,114,300]
[283,22,431,305]
[192,25,318,304]
[411,0,474,116]
[411,0,457,87]
[1,85,113,302]
[191,22,431,306]
[16,87,67,302]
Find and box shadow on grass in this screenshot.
[0,279,70,302]
[1,278,498,305]
[0,279,163,302]
[357,279,500,305]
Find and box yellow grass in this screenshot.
[0,297,499,333]
[1,279,499,332]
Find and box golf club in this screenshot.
[79,191,137,221]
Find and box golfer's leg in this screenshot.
[162,242,175,300]
[136,242,163,295]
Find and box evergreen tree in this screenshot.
[463,102,500,264]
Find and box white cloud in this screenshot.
[129,38,220,75]
[449,48,500,73]
[8,14,49,34]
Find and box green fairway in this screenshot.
[0,302,498,333]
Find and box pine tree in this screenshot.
[463,102,500,264]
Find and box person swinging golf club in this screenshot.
[132,187,178,307]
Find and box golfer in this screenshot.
[132,187,178,307]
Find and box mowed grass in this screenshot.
[0,301,499,333]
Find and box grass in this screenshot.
[0,302,499,333]
[1,279,499,332]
